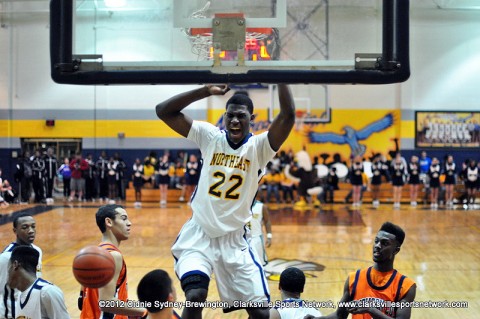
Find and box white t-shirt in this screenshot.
[0,243,43,319]
[275,298,322,319]
[16,278,70,319]
[188,121,276,238]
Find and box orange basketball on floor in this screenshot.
[72,245,115,288]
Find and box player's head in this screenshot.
[8,246,39,289]
[224,92,255,144]
[96,205,131,240]
[279,267,306,296]
[137,269,176,313]
[373,222,405,263]
[13,213,36,245]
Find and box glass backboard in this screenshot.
[50,0,410,85]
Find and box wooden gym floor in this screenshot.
[0,202,479,319]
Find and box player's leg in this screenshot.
[214,227,270,316]
[172,219,213,319]
[250,235,268,266]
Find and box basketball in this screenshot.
[72,246,115,288]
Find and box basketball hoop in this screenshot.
[183,3,275,61]
[295,110,308,132]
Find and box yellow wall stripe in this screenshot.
[1,120,182,138]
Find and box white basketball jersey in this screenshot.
[250,200,264,237]
[15,278,69,319]
[276,299,322,319]
[0,243,42,319]
[188,121,276,238]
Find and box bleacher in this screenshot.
[126,182,466,204]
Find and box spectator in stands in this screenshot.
[68,152,88,202]
[57,157,71,201]
[419,150,432,202]
[114,153,127,201]
[157,153,171,207]
[462,159,478,209]
[349,156,364,208]
[280,165,296,204]
[264,164,282,204]
[15,151,33,204]
[184,153,200,205]
[390,152,407,208]
[407,155,421,207]
[107,156,119,204]
[0,168,15,207]
[322,166,339,204]
[370,153,389,208]
[428,157,441,209]
[443,154,457,208]
[132,158,144,208]
[31,149,46,204]
[84,153,97,202]
[96,151,109,202]
[142,159,155,188]
[43,147,58,204]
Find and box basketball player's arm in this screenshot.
[268,84,296,151]
[155,85,230,137]
[98,251,146,317]
[304,277,351,319]
[262,205,272,247]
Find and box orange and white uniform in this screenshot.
[348,266,415,318]
[80,243,128,319]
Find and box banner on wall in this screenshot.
[415,111,480,149]
[214,109,401,163]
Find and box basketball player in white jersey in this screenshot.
[249,197,272,266]
[7,246,69,318]
[270,267,321,319]
[0,213,42,319]
[156,84,295,319]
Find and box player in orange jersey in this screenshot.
[305,222,416,319]
[80,204,147,319]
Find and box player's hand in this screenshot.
[347,306,370,314]
[266,238,272,248]
[206,84,230,96]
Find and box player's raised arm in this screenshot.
[155,85,230,138]
[268,84,296,151]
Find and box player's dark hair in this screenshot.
[13,213,34,228]
[10,245,39,274]
[95,204,124,233]
[279,267,306,294]
[380,222,405,246]
[137,269,173,313]
[226,93,254,114]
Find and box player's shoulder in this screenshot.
[38,280,65,298]
[32,243,43,254]
[192,120,218,132]
[399,273,416,286]
[1,242,17,253]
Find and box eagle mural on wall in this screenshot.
[308,113,394,157]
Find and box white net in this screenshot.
[182,1,270,60]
